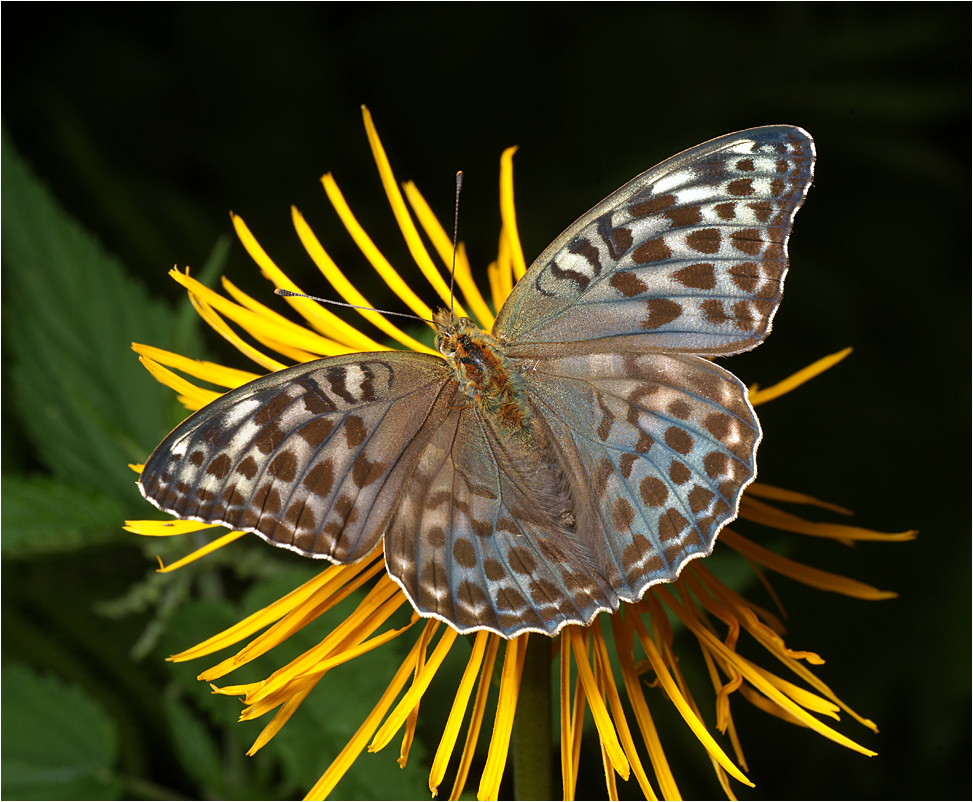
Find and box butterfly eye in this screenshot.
[436,333,457,358]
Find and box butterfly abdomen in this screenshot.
[437,315,583,537]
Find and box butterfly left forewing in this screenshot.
[494,126,814,357]
[139,352,455,563]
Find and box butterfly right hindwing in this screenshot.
[521,349,760,599]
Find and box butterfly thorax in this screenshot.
[433,311,530,431]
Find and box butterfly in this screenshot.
[139,126,815,638]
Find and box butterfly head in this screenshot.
[432,310,483,359]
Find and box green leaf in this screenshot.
[0,129,201,509]
[1,474,124,555]
[1,664,122,800]
[161,694,224,797]
[239,569,431,797]
[154,566,432,798]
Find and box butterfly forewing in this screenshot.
[493,126,814,357]
[139,353,454,562]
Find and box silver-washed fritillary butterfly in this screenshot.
[139,126,815,638]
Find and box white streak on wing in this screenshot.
[746,177,775,197]
[651,168,697,195]
[675,184,721,205]
[222,398,262,425]
[557,250,599,281]
[227,420,262,451]
[626,214,669,241]
[726,141,756,155]
[746,155,778,173]
[338,365,369,401]
[587,353,621,373]
[712,202,760,226]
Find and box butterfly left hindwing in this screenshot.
[385,397,618,636]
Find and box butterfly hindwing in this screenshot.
[139,353,454,563]
[494,126,815,357]
[521,349,760,599]
[384,395,618,637]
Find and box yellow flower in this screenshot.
[126,107,914,800]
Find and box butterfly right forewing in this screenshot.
[494,126,815,357]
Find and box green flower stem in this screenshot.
[512,634,553,800]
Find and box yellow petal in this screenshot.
[720,529,900,599]
[448,634,500,801]
[610,614,681,800]
[157,530,246,572]
[303,632,428,800]
[560,631,576,801]
[230,214,383,353]
[477,634,527,801]
[631,610,752,787]
[744,482,854,515]
[749,347,852,405]
[132,343,259,389]
[568,627,630,781]
[429,631,490,796]
[739,496,916,544]
[403,180,494,330]
[289,205,435,353]
[592,623,657,799]
[136,353,219,411]
[371,623,457,752]
[173,550,384,662]
[361,106,469,318]
[655,587,877,756]
[124,519,222,536]
[499,146,527,280]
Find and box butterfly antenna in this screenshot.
[275,289,433,325]
[449,170,463,319]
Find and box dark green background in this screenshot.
[3,4,968,800]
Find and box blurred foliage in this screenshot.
[2,5,967,800]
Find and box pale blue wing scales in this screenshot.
[493,126,815,356]
[384,399,618,637]
[138,353,454,564]
[521,350,759,598]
